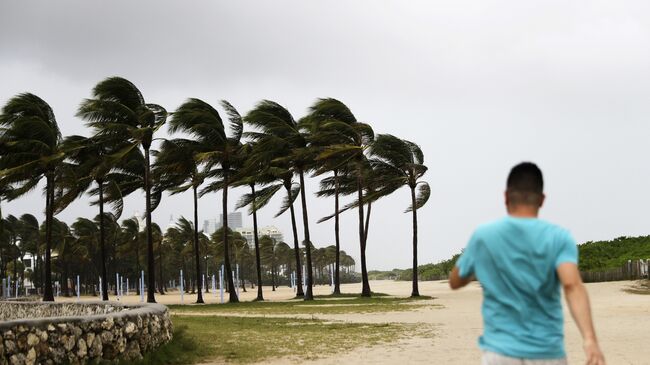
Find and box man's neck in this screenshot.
[507,205,539,218]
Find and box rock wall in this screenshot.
[0,301,173,365]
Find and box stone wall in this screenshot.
[0,301,173,365]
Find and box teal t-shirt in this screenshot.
[456,216,578,359]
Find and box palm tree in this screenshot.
[370,134,430,296]
[121,218,142,294]
[0,93,65,301]
[211,227,247,294]
[245,100,316,300]
[56,134,131,301]
[153,138,207,303]
[77,77,167,303]
[168,98,242,303]
[235,143,286,301]
[305,98,374,297]
[16,214,39,292]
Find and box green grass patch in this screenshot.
[124,315,419,364]
[168,295,436,315]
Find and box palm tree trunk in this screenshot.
[144,147,156,303]
[98,180,109,301]
[286,180,304,297]
[333,170,341,295]
[298,169,314,301]
[410,186,420,297]
[43,174,55,301]
[135,240,140,296]
[193,186,204,303]
[158,242,165,295]
[364,201,372,245]
[357,164,371,297]
[251,184,264,301]
[222,173,238,303]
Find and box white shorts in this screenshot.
[481,351,568,365]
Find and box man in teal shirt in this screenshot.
[450,162,605,365]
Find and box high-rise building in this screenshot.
[202,219,220,236]
[220,212,242,229]
[202,212,244,236]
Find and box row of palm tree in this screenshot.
[0,212,357,298]
[0,76,430,303]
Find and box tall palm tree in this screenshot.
[56,134,131,301]
[77,77,167,303]
[369,134,430,296]
[0,93,65,301]
[305,98,374,297]
[153,138,207,303]
[168,98,242,303]
[245,100,316,300]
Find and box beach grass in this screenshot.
[122,315,419,364]
[168,295,437,315]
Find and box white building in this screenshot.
[235,225,284,247]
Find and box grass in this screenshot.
[168,295,437,315]
[122,315,422,365]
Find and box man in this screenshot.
[449,162,605,365]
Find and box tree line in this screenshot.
[0,76,430,303]
[0,213,357,298]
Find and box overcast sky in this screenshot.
[1,1,649,271]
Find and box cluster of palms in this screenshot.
[0,76,429,303]
[0,212,357,299]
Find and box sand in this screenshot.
[57,280,649,364]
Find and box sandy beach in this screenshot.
[58,280,649,364]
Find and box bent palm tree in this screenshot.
[370,134,430,296]
[78,77,167,303]
[169,98,242,303]
[0,93,65,301]
[306,98,374,297]
[153,138,207,303]
[57,134,131,301]
[245,100,316,300]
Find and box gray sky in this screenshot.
[1,1,649,271]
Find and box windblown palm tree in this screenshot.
[169,98,243,303]
[0,93,65,301]
[234,143,268,301]
[245,100,316,300]
[369,134,430,296]
[56,134,133,301]
[77,77,167,303]
[305,98,374,297]
[153,138,207,303]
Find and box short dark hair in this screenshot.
[506,162,543,205]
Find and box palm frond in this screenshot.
[405,182,431,213]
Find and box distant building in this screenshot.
[235,227,255,245]
[221,212,242,229]
[203,212,243,236]
[235,225,284,248]
[259,225,284,243]
[202,219,220,236]
[132,211,146,231]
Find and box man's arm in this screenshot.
[449,266,472,290]
[557,263,605,365]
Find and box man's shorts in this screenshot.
[481,351,568,365]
